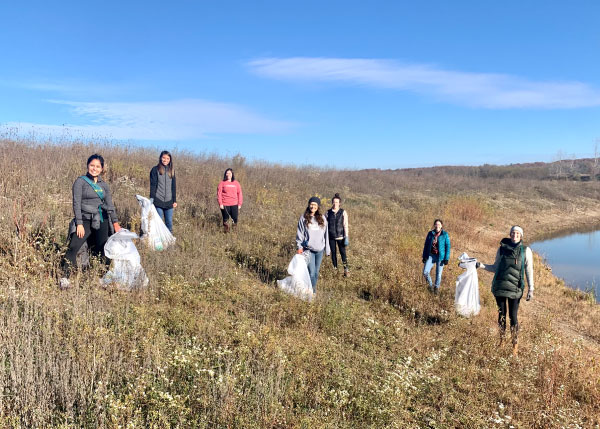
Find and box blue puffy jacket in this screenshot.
[422,230,451,262]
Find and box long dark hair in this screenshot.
[157,150,174,178]
[223,168,235,181]
[87,153,104,168]
[304,206,325,227]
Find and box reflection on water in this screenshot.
[531,229,600,303]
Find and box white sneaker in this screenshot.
[59,277,71,290]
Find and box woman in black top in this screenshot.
[60,154,121,288]
[326,193,349,277]
[149,150,177,232]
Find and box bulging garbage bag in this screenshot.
[455,252,480,317]
[103,229,149,291]
[135,195,176,251]
[277,253,314,302]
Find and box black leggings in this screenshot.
[495,296,521,329]
[221,205,239,224]
[62,219,109,277]
[329,237,347,269]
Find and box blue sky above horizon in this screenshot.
[1,1,599,169]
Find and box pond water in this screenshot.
[531,229,600,302]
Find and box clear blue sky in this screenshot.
[1,1,599,168]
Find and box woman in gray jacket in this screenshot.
[296,196,330,293]
[60,154,121,288]
[149,150,177,232]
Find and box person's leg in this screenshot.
[508,297,521,355]
[329,237,338,269]
[312,250,324,292]
[434,258,444,291]
[62,221,93,277]
[155,206,165,224]
[306,251,317,291]
[423,255,435,289]
[221,207,231,232]
[162,208,174,232]
[495,296,508,344]
[89,218,110,268]
[338,239,347,268]
[229,205,239,224]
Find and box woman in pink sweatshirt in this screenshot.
[217,168,243,232]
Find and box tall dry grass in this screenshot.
[0,138,599,427]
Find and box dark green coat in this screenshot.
[491,238,526,299]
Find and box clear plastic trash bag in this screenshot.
[102,229,149,291]
[277,253,314,302]
[455,252,481,317]
[135,195,176,251]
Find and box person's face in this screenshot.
[433,221,442,232]
[309,202,319,214]
[332,198,340,210]
[510,230,522,243]
[161,154,171,166]
[87,159,103,177]
[225,170,233,181]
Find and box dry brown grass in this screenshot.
[0,138,599,428]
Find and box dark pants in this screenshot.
[221,205,239,224]
[329,237,347,269]
[495,296,521,329]
[62,219,109,277]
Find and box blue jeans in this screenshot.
[423,254,444,289]
[155,206,173,232]
[306,249,324,293]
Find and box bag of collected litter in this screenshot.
[135,195,176,251]
[102,229,149,291]
[276,253,314,301]
[455,252,481,317]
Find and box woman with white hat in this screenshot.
[478,225,534,356]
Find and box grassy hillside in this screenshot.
[0,139,599,428]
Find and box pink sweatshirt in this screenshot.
[217,180,243,207]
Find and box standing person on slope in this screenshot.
[217,168,243,233]
[478,225,534,356]
[149,150,177,233]
[422,219,451,294]
[296,197,330,293]
[327,193,350,277]
[60,154,121,288]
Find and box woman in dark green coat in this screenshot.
[479,225,534,356]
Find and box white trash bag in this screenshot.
[455,252,481,317]
[103,229,149,291]
[277,253,314,302]
[135,195,176,251]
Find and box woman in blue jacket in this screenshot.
[422,219,451,294]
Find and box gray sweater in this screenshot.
[72,175,118,226]
[296,214,331,255]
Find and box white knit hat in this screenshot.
[510,225,524,236]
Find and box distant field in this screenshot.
[0,139,598,428]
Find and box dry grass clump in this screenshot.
[0,139,599,427]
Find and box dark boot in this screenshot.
[223,222,230,233]
[498,315,507,346]
[231,223,237,232]
[511,324,519,356]
[343,266,349,277]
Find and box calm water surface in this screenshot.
[531,229,600,302]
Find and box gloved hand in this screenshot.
[526,289,533,301]
[344,237,349,246]
[442,260,449,266]
[475,262,481,269]
[422,258,427,264]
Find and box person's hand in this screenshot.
[422,258,427,264]
[526,289,533,301]
[76,224,85,238]
[475,262,481,269]
[442,260,449,266]
[219,205,224,210]
[238,205,241,210]
[113,223,121,233]
[344,237,349,246]
[297,248,304,255]
[173,202,178,208]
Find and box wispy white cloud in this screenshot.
[4,99,293,140]
[247,57,600,109]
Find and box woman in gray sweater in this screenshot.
[60,154,121,288]
[296,196,330,293]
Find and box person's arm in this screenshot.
[296,216,306,252]
[237,181,243,208]
[149,167,158,201]
[482,248,501,272]
[72,178,84,225]
[217,181,224,208]
[422,233,430,263]
[325,220,331,256]
[102,182,120,225]
[343,210,349,238]
[171,174,177,207]
[525,247,534,292]
[443,233,451,264]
